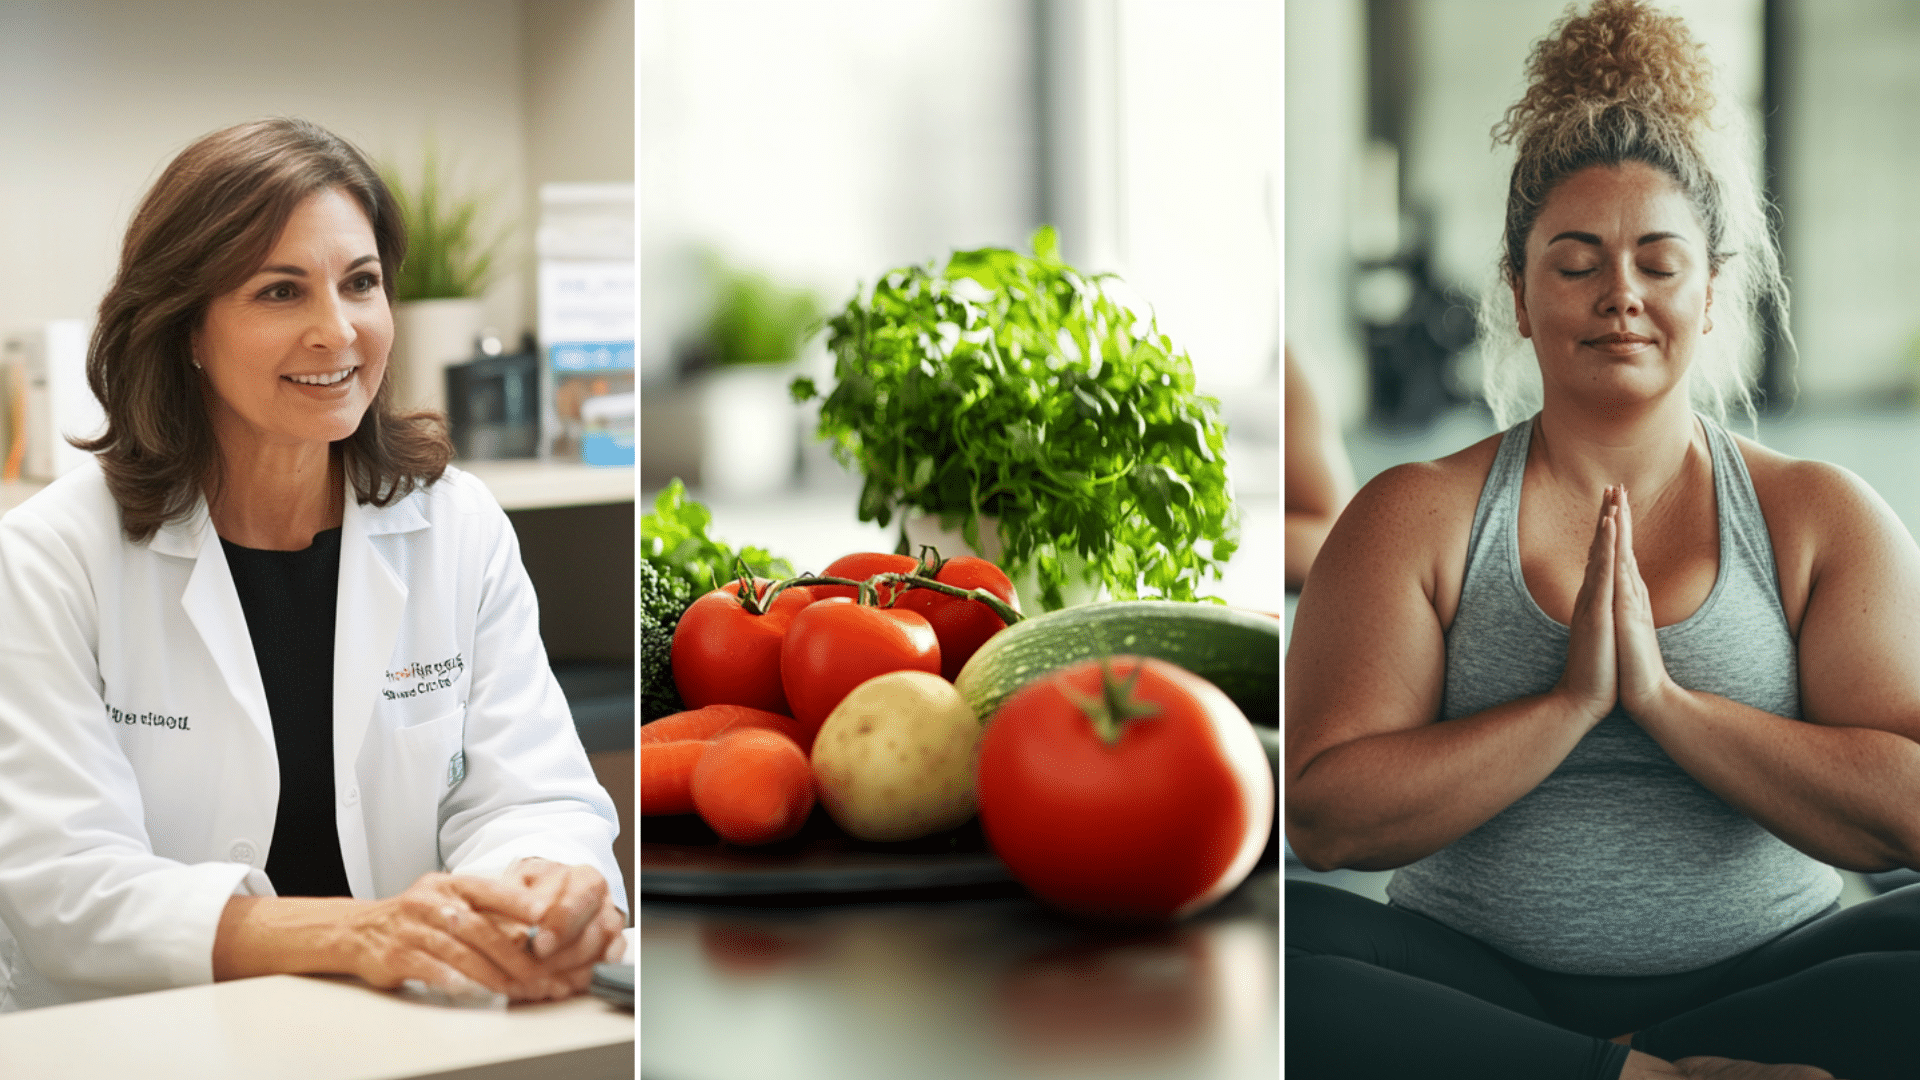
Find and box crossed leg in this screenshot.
[1286,880,1920,1080]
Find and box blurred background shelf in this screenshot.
[463,458,634,510]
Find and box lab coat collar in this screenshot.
[148,499,211,560]
[352,486,431,538]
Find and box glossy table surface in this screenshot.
[640,868,1279,1080]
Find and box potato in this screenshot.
[810,670,981,842]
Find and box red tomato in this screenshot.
[671,579,816,715]
[975,656,1272,921]
[813,552,919,605]
[894,555,1020,680]
[779,597,941,736]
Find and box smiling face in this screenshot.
[1512,161,1714,414]
[196,187,391,458]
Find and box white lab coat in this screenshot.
[0,460,626,1011]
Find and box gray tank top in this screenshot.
[1385,414,1841,976]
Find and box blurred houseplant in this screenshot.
[641,255,821,497]
[380,147,509,413]
[791,227,1238,611]
[696,256,821,370]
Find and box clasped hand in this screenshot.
[1557,485,1677,724]
[348,857,626,1002]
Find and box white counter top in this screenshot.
[462,459,634,510]
[0,970,633,1080]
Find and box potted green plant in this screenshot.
[700,255,822,370]
[380,147,509,414]
[642,255,822,497]
[790,227,1238,611]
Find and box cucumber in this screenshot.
[953,600,1280,727]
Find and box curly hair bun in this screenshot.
[1495,0,1716,150]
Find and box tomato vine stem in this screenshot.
[748,572,1024,627]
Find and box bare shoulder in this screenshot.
[1736,432,1919,631]
[1334,433,1499,545]
[1737,434,1908,560]
[1316,432,1502,615]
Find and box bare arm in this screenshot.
[1284,464,1620,871]
[1612,464,1920,871]
[1284,347,1356,591]
[213,896,364,981]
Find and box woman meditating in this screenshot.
[1284,3,1920,1078]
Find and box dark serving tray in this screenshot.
[641,723,1281,900]
[640,809,1015,897]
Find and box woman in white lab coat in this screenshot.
[0,118,626,1011]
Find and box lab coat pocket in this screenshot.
[365,704,467,884]
[396,704,467,800]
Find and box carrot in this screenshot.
[642,705,815,754]
[640,739,710,816]
[735,711,815,755]
[691,728,815,846]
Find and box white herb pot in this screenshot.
[697,363,799,498]
[902,511,1104,612]
[390,297,486,414]
[638,363,799,498]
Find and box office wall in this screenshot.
[525,0,636,187]
[523,0,637,339]
[0,0,532,342]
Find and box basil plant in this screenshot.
[791,227,1237,611]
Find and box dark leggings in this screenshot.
[1286,879,1920,1080]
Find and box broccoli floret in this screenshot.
[641,559,692,722]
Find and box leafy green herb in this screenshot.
[791,227,1237,609]
[640,478,794,596]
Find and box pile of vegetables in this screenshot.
[640,479,792,722]
[641,539,1281,922]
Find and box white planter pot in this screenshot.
[391,298,487,414]
[638,363,799,498]
[698,364,799,498]
[902,511,1103,611]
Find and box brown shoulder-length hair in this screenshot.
[77,117,451,542]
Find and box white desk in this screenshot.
[0,971,634,1080]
